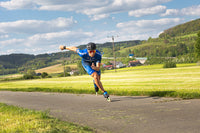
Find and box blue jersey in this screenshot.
[76,48,102,75]
[76,48,102,63]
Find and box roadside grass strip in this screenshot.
[0,103,94,133]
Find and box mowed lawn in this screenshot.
[0,64,200,98]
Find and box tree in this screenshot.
[195,31,200,59]
[176,43,188,55]
[41,72,48,78]
[23,69,36,79]
[26,69,36,76]
[77,61,86,75]
[148,37,152,42]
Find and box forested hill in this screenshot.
[159,18,200,38]
[0,54,35,68]
[0,40,141,75]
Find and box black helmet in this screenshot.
[87,42,96,50]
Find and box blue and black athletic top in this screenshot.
[76,48,102,64]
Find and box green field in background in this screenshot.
[0,64,200,99]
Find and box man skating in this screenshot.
[59,42,110,101]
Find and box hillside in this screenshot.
[159,18,200,38]
[116,18,200,64]
[0,54,35,69]
[0,40,141,75]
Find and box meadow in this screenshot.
[0,63,200,99]
[35,64,77,74]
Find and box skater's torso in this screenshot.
[76,49,102,64]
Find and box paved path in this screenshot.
[0,91,200,133]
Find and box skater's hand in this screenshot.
[91,63,96,70]
[91,63,100,71]
[59,45,65,50]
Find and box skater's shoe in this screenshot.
[103,91,109,98]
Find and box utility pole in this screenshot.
[108,35,118,72]
[62,52,66,77]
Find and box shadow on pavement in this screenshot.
[111,96,151,102]
[110,91,176,102]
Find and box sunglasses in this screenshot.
[89,50,96,54]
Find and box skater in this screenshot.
[59,42,110,101]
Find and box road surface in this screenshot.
[0,91,200,133]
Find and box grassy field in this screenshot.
[0,63,200,99]
[0,74,22,79]
[0,103,94,133]
[35,64,77,74]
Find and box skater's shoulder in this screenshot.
[77,48,87,55]
[95,50,102,56]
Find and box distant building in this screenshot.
[103,65,113,70]
[129,54,134,58]
[70,70,79,75]
[135,57,147,64]
[128,60,142,67]
[109,61,125,68]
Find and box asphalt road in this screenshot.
[0,91,200,133]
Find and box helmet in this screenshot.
[87,42,96,50]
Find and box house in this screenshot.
[70,70,79,75]
[135,57,147,64]
[128,60,142,67]
[103,65,113,70]
[129,54,134,58]
[109,61,124,68]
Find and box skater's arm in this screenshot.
[91,63,101,71]
[59,45,78,52]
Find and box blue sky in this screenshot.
[0,0,200,55]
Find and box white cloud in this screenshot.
[161,5,200,16]
[0,17,77,34]
[0,30,94,54]
[116,18,183,40]
[117,18,182,30]
[0,17,185,55]
[0,0,37,10]
[160,9,179,16]
[129,5,166,17]
[90,14,110,21]
[27,30,93,45]
[181,5,200,16]
[0,38,24,46]
[0,0,172,20]
[0,34,9,39]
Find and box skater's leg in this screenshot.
[91,72,105,92]
[93,79,99,94]
[91,72,110,99]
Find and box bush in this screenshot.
[163,60,176,68]
[41,72,48,78]
[26,69,36,76]
[57,72,70,77]
[23,74,34,79]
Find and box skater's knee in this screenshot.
[91,72,99,79]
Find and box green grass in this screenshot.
[0,63,200,99]
[0,103,94,133]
